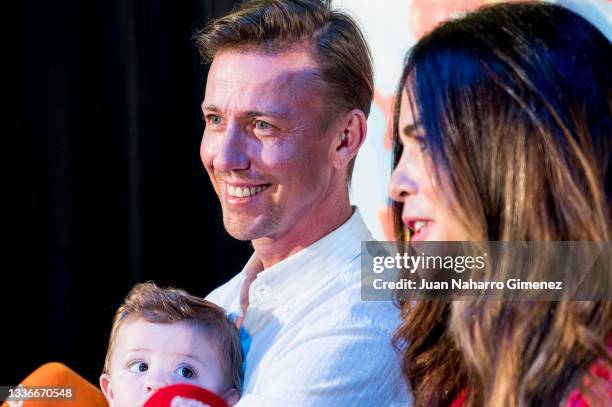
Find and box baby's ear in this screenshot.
[99,373,114,404]
[222,388,239,406]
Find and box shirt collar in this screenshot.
[241,207,372,309]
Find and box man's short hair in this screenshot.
[195,0,373,181]
[102,282,243,394]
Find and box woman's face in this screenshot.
[388,89,467,242]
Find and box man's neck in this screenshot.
[252,200,353,269]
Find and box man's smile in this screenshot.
[226,183,270,198]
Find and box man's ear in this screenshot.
[99,373,114,405]
[221,388,239,406]
[331,108,367,170]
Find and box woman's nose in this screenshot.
[389,165,418,202]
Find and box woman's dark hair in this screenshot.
[391,2,611,406]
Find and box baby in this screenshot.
[99,282,242,406]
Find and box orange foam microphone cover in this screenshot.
[1,362,108,406]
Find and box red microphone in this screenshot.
[1,362,108,406]
[143,384,229,407]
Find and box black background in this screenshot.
[5,0,252,386]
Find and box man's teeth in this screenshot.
[227,185,268,198]
[414,221,430,233]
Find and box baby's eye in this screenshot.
[174,366,195,379]
[128,362,148,373]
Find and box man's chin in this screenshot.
[222,210,280,241]
[226,230,258,241]
[223,220,265,241]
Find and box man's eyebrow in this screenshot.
[201,104,221,113]
[202,105,289,119]
[243,109,289,118]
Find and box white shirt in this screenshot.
[207,208,412,407]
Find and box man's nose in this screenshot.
[212,124,250,173]
[388,166,418,202]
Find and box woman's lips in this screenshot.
[403,218,434,241]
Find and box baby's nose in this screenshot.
[144,375,171,393]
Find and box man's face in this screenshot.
[100,319,229,407]
[200,47,339,242]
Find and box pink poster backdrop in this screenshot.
[340,0,611,240]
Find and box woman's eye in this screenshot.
[128,362,148,373]
[414,135,428,152]
[175,366,195,379]
[254,120,270,130]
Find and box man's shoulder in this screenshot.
[327,270,402,333]
[205,271,244,310]
[245,268,409,406]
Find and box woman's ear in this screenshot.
[221,387,239,406]
[331,108,367,171]
[99,373,114,405]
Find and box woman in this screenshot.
[388,2,611,406]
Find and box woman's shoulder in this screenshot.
[450,337,611,407]
[566,338,612,407]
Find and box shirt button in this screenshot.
[251,283,270,303]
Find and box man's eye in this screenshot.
[206,115,222,125]
[174,366,195,379]
[128,362,148,373]
[254,120,271,130]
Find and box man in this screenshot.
[197,1,410,405]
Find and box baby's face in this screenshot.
[100,319,228,407]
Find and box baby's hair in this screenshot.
[103,281,242,394]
